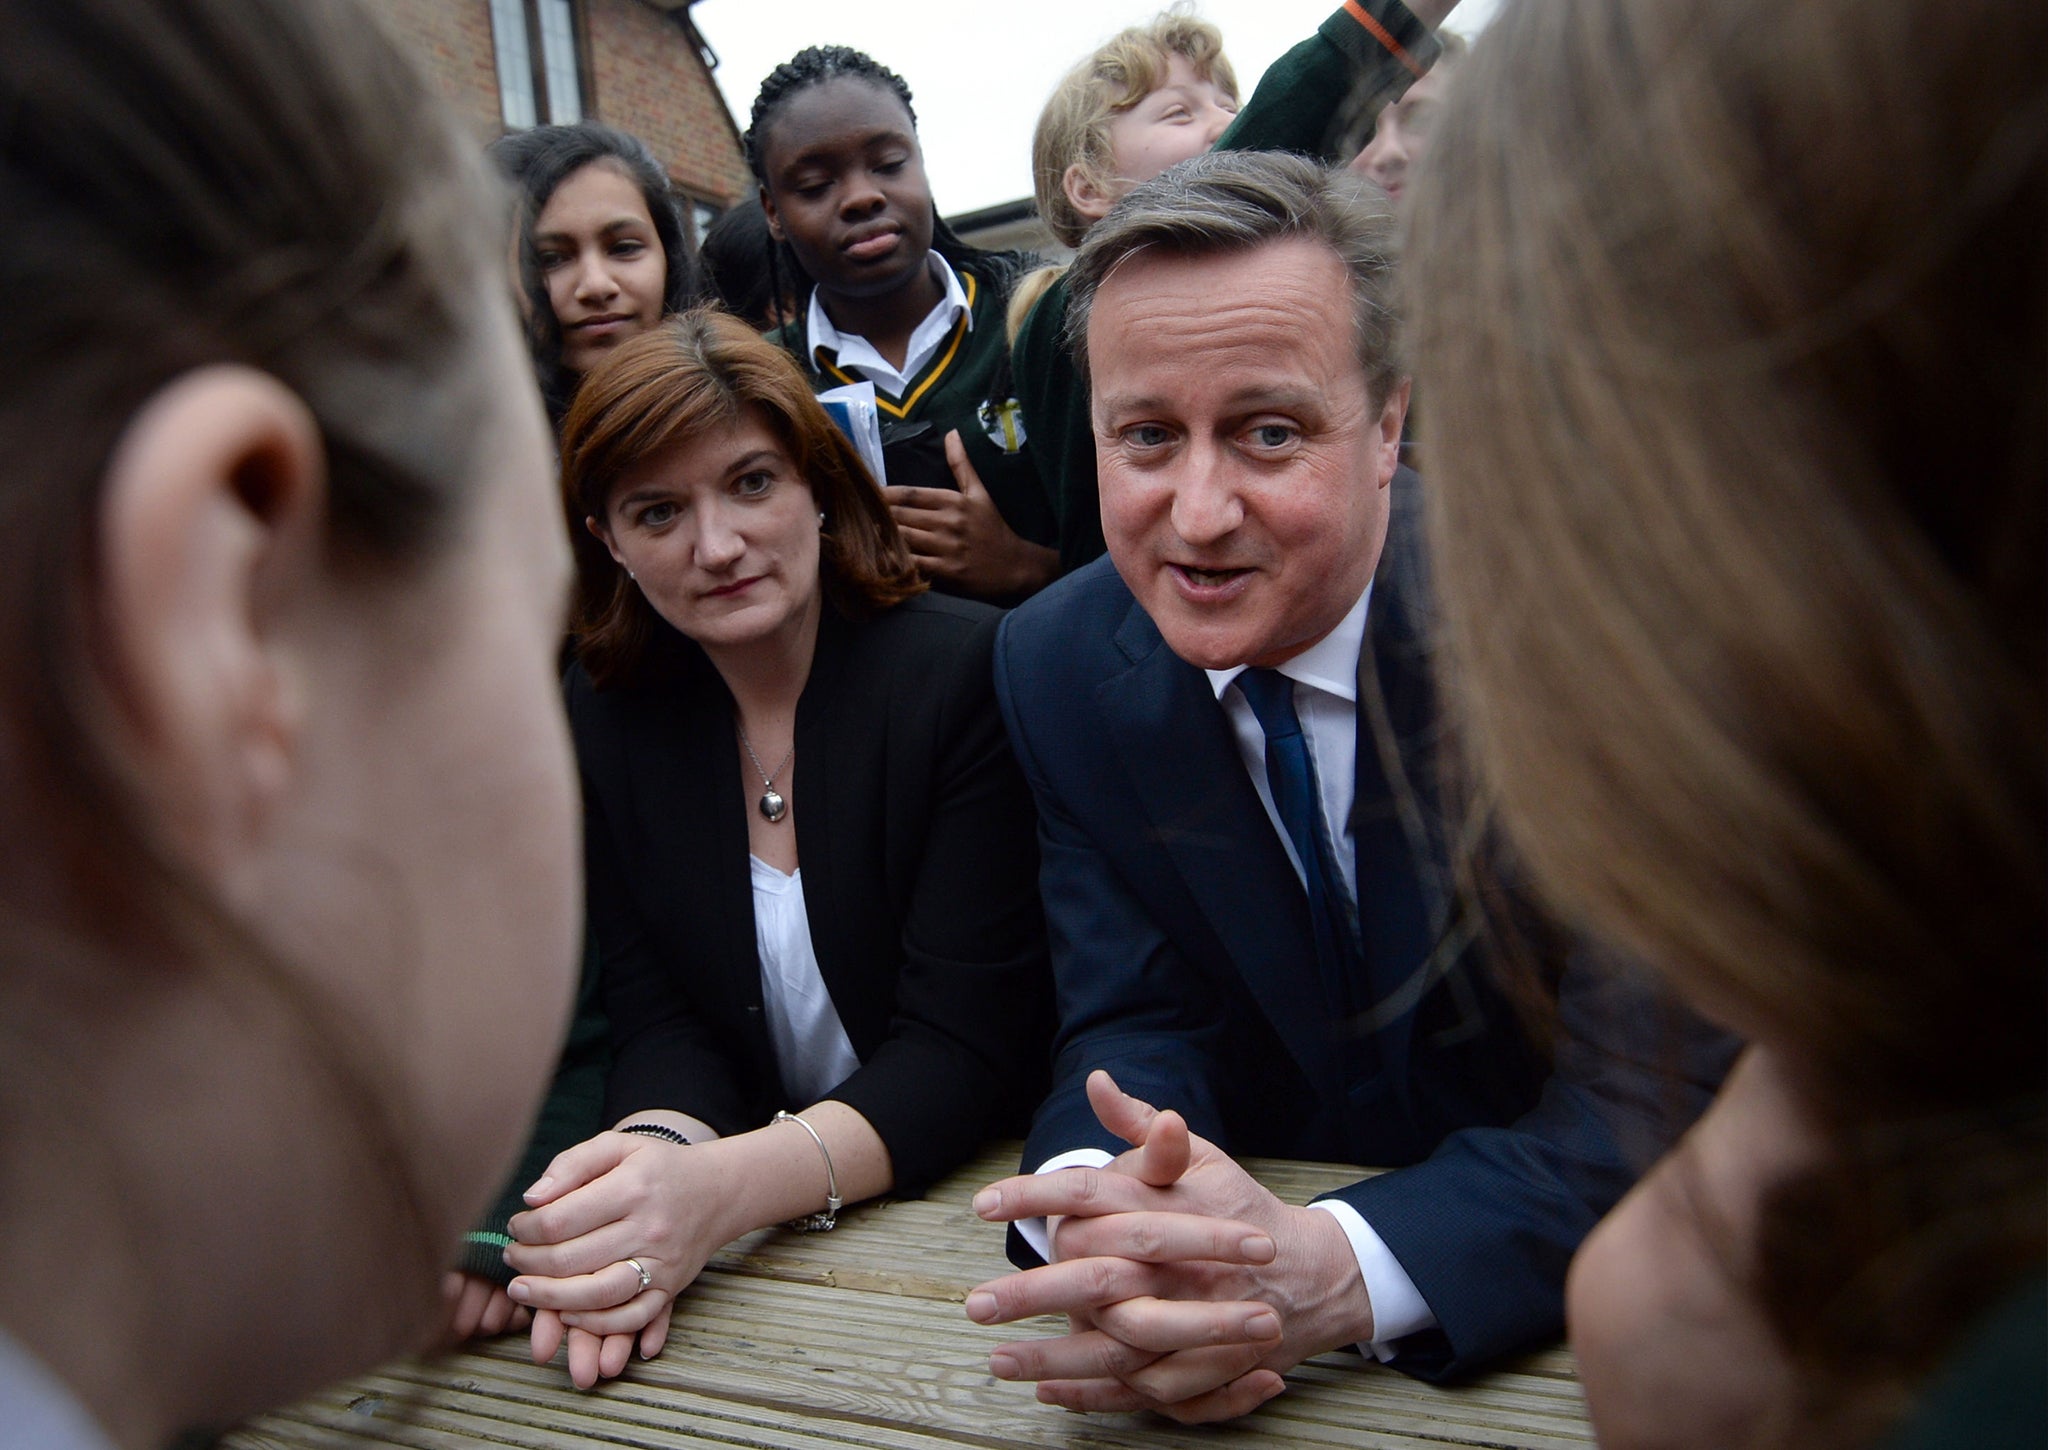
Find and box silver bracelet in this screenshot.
[621,1122,692,1146]
[773,1110,841,1232]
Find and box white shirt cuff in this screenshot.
[1014,1148,1116,1260]
[1308,1199,1438,1361]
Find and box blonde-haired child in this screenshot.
[1032,7,1240,252]
[1004,10,1235,342]
[1014,1,1460,572]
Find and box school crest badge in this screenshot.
[978,398,1027,454]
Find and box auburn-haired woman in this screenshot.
[1412,1,2042,1445]
[504,309,1050,1388]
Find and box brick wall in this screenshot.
[362,0,503,137]
[364,0,751,210]
[586,0,753,207]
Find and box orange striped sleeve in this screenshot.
[1342,0,1429,80]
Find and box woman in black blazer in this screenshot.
[504,309,1050,1387]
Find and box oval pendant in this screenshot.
[759,788,787,823]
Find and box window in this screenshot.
[535,0,582,120]
[687,198,721,247]
[490,0,584,129]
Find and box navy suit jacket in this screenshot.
[994,472,1729,1379]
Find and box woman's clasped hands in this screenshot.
[506,1123,731,1388]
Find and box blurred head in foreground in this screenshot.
[1412,0,2043,1444]
[0,0,578,1441]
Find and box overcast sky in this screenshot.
[693,0,1500,216]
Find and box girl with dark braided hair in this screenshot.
[748,45,1058,603]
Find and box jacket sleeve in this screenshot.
[994,610,1237,1266]
[819,610,1054,1193]
[1327,954,1739,1380]
[1217,0,1442,161]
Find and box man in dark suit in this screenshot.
[964,151,1724,1420]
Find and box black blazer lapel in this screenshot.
[786,606,879,1059]
[626,645,778,1075]
[1099,600,1345,1096]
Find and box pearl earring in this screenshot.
[818,511,827,527]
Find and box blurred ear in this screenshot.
[98,365,325,882]
[1063,164,1116,226]
[1374,378,1413,487]
[759,184,784,243]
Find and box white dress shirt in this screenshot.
[1025,583,1441,1361]
[804,252,971,399]
[750,855,861,1107]
[1203,584,1373,907]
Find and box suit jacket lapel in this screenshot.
[1348,471,1484,1082]
[1100,600,1346,1096]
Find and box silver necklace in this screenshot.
[736,720,795,824]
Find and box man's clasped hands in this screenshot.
[965,1070,1376,1424]
[453,1069,1371,1417]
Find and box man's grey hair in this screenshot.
[1063,149,1404,403]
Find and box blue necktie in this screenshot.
[1236,668,1361,1019]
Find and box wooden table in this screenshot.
[224,1145,1592,1450]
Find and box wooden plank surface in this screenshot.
[224,1144,1590,1450]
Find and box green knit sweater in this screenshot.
[1013,0,1443,574]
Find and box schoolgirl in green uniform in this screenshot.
[748,47,1059,603]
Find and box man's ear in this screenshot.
[759,184,784,243]
[97,365,326,879]
[1374,378,1414,487]
[1063,164,1117,226]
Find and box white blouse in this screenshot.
[749,855,861,1107]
